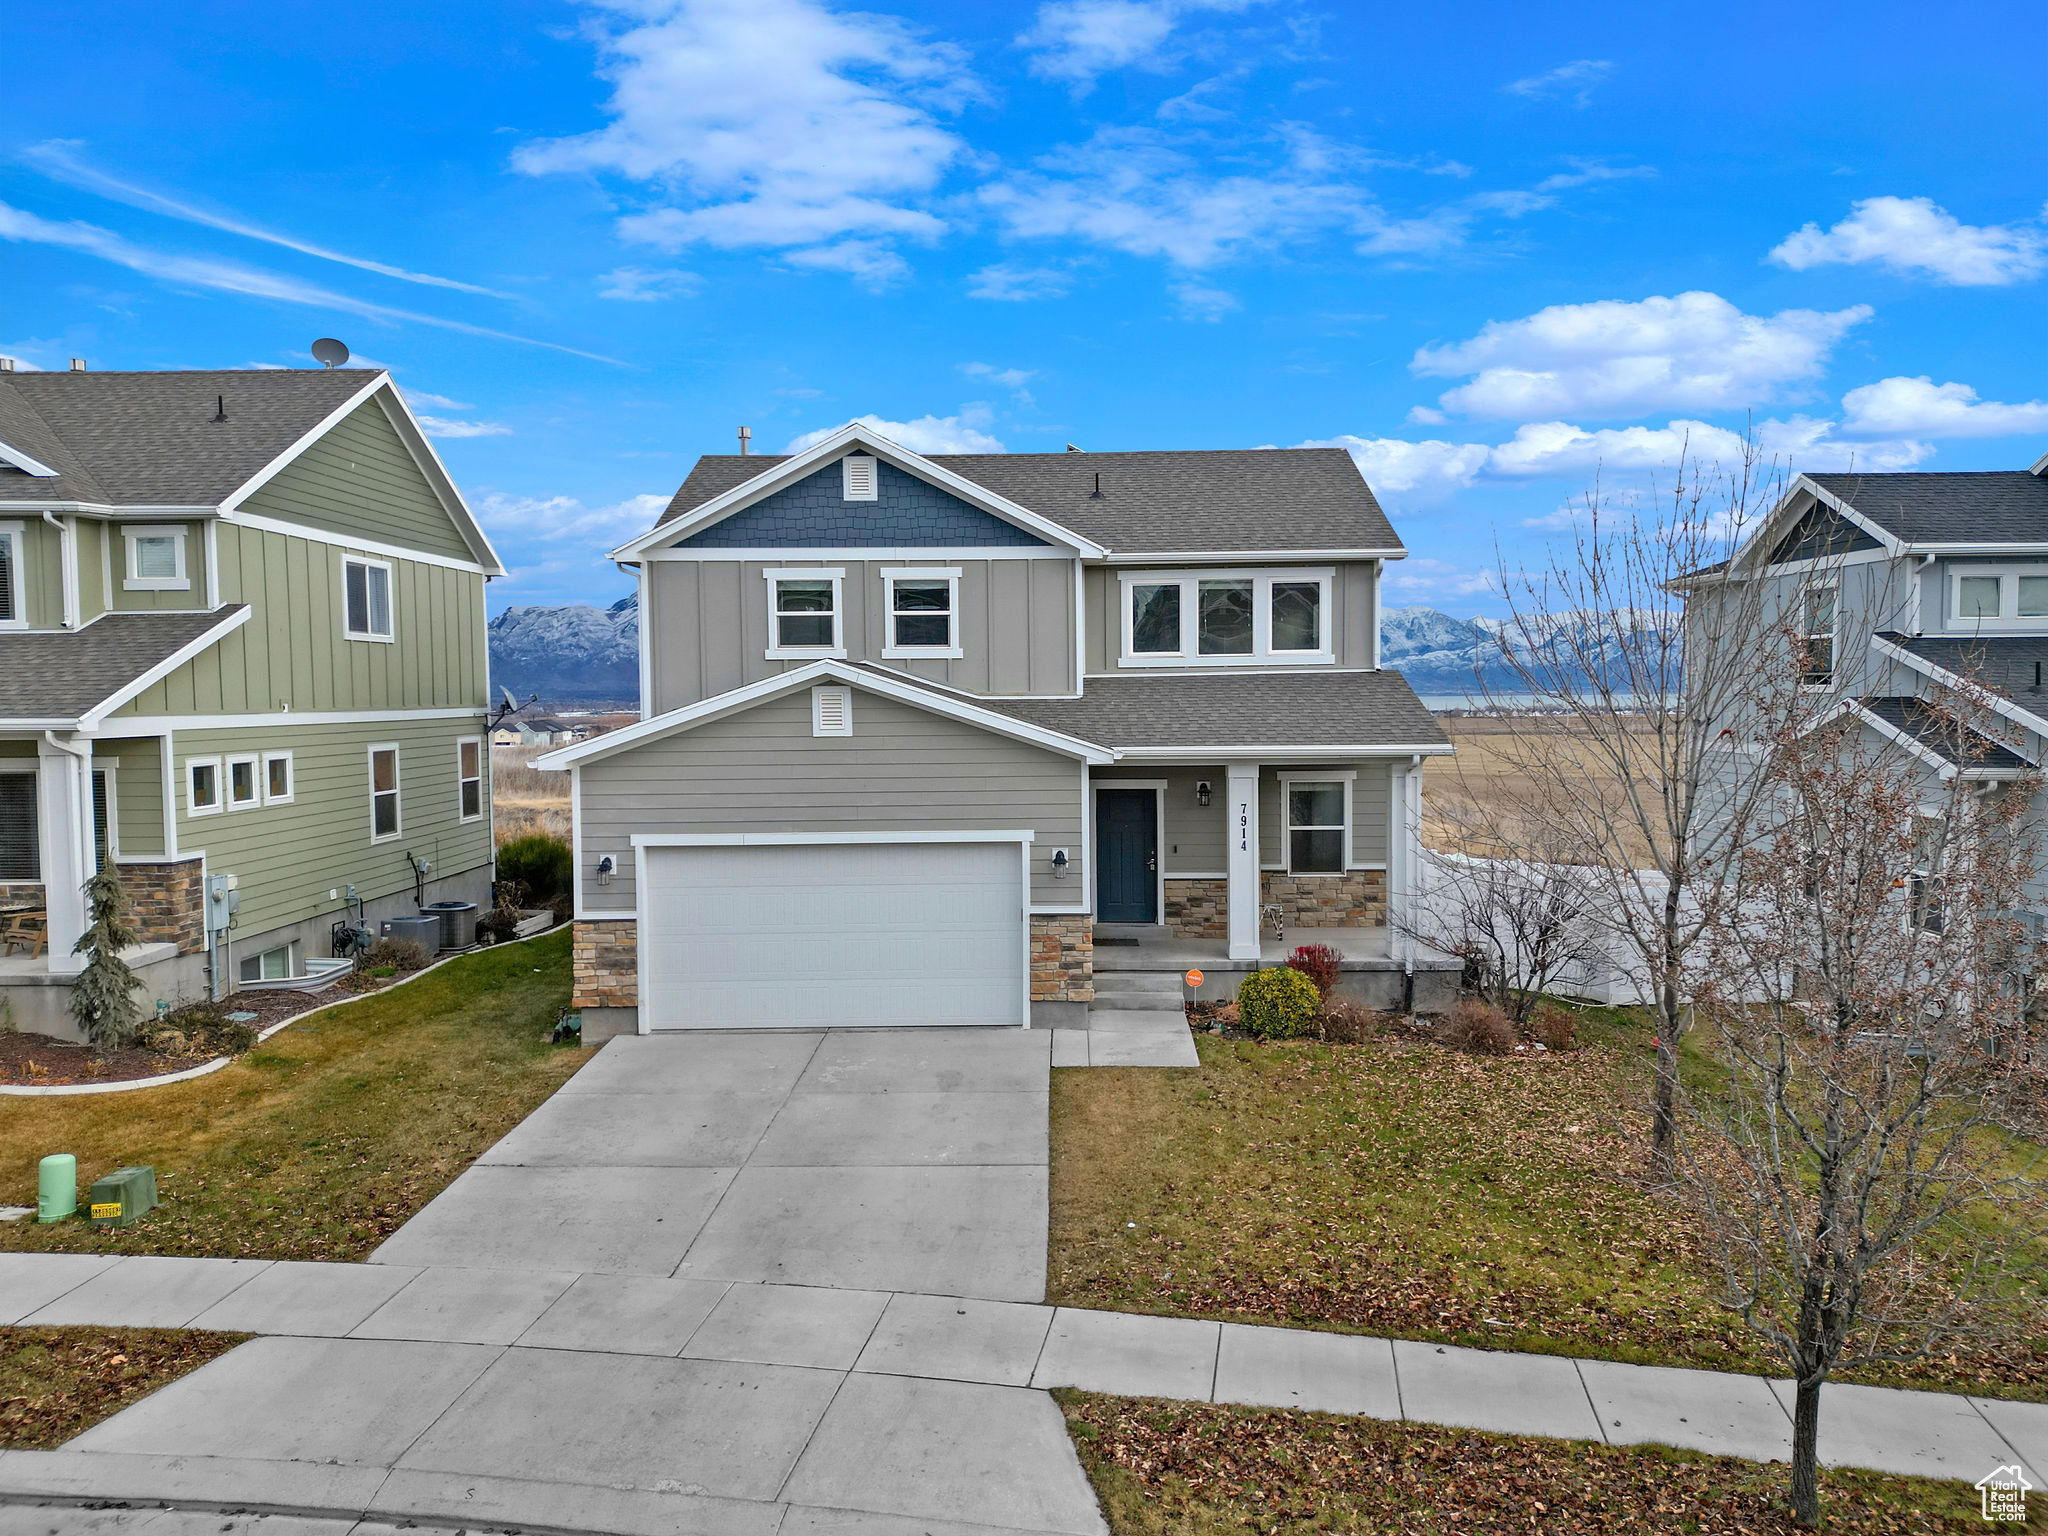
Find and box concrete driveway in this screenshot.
[372,1027,1052,1301]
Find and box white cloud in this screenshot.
[1383,557,1498,600]
[0,199,619,363]
[516,0,973,277]
[1502,59,1611,106]
[1413,291,1871,419]
[1484,417,1928,476]
[416,415,514,439]
[474,490,669,546]
[407,390,474,411]
[597,265,700,301]
[966,263,1074,301]
[960,362,1036,403]
[1769,196,2047,287]
[1296,435,1490,509]
[21,140,509,297]
[1839,376,2048,439]
[776,239,910,288]
[1171,279,1239,320]
[1017,0,1263,93]
[787,405,1004,455]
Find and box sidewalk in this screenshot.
[4,1251,2043,1504]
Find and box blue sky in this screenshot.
[5,0,2044,616]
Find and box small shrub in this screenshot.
[366,965,397,979]
[137,1000,256,1059]
[1436,998,1516,1056]
[1530,1003,1577,1051]
[365,936,432,973]
[1286,943,1343,1001]
[546,891,573,924]
[498,834,572,903]
[1236,966,1321,1041]
[1317,997,1381,1044]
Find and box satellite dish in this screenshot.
[500,686,519,714]
[310,337,350,368]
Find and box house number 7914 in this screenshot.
[1238,802,1249,852]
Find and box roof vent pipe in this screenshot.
[737,426,752,455]
[213,394,227,422]
[0,357,14,372]
[69,358,86,371]
[1090,471,1102,498]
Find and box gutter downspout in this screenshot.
[41,511,78,629]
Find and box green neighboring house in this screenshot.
[0,363,505,1038]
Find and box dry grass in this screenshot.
[493,743,570,848]
[1,1326,248,1449]
[1424,714,1656,864]
[0,931,581,1262]
[1048,1023,2046,1400]
[1062,1392,2022,1534]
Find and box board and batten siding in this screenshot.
[648,555,1076,711]
[4,515,66,630]
[99,737,165,857]
[238,397,479,564]
[1096,761,1391,874]
[113,524,486,718]
[578,687,1087,912]
[171,715,492,936]
[1082,561,1379,674]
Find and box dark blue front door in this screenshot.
[1096,788,1158,923]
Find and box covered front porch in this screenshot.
[1092,921,1463,1011]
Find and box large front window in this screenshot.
[1286,779,1347,874]
[766,570,844,656]
[1120,569,1335,666]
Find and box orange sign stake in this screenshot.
[1184,969,1204,989]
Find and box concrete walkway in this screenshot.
[2,1029,2044,1532]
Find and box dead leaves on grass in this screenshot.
[0,1327,247,1449]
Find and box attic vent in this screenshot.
[842,453,878,502]
[812,685,853,737]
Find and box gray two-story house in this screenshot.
[543,423,1452,1033]
[0,365,504,1036]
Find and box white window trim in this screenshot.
[1947,564,2048,631]
[1279,770,1354,875]
[842,452,879,501]
[1801,580,1839,688]
[262,750,295,806]
[880,566,964,659]
[1117,568,1337,668]
[225,752,261,810]
[186,755,223,818]
[0,522,27,628]
[456,735,485,822]
[343,555,396,643]
[764,567,847,660]
[368,742,402,843]
[122,524,190,591]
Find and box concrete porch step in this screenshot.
[1092,971,1184,996]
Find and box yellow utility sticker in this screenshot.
[90,1202,121,1218]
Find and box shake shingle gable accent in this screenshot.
[673,458,1050,549]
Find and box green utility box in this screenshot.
[87,1166,158,1228]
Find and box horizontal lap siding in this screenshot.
[578,688,1084,912]
[170,716,493,935]
[1102,760,1390,875]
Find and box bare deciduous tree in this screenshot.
[1682,696,2046,1528]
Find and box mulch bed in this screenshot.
[0,1326,248,1449]
[1060,1393,2018,1534]
[0,1031,198,1088]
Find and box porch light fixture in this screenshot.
[1051,849,1069,879]
[597,855,616,885]
[1196,781,1212,807]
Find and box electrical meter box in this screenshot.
[87,1166,158,1227]
[205,873,240,935]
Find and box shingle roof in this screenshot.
[976,670,1450,752]
[0,370,379,506]
[658,447,1404,556]
[1858,695,2031,772]
[0,607,247,721]
[1810,470,2048,546]
[1877,631,2048,705]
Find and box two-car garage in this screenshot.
[635,835,1030,1029]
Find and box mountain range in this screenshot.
[487,597,1558,705]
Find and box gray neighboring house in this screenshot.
[0,365,505,1036]
[1689,454,2048,915]
[542,422,1453,1033]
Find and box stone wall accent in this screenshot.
[1031,914,1094,1003]
[1163,871,1388,937]
[573,919,638,1009]
[0,882,43,909]
[116,858,206,954]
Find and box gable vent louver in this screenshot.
[812,685,853,737]
[842,453,878,502]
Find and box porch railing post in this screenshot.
[1225,761,1261,961]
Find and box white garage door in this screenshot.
[639,839,1027,1029]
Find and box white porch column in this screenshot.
[1225,760,1262,961]
[1386,753,1424,962]
[37,733,93,971]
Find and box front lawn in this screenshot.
[0,930,580,1261]
[1048,1019,2046,1400]
[1060,1393,2022,1535]
[1,1326,247,1448]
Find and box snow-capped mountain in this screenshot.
[1378,605,1488,693]
[488,594,640,704]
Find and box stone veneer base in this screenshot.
[1164,870,1387,939]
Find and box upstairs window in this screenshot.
[344,557,394,641]
[1801,586,1836,684]
[1948,565,2048,630]
[882,568,961,657]
[842,453,878,501]
[369,744,401,841]
[123,525,189,590]
[1120,570,1334,667]
[458,738,483,821]
[765,569,844,657]
[0,524,21,627]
